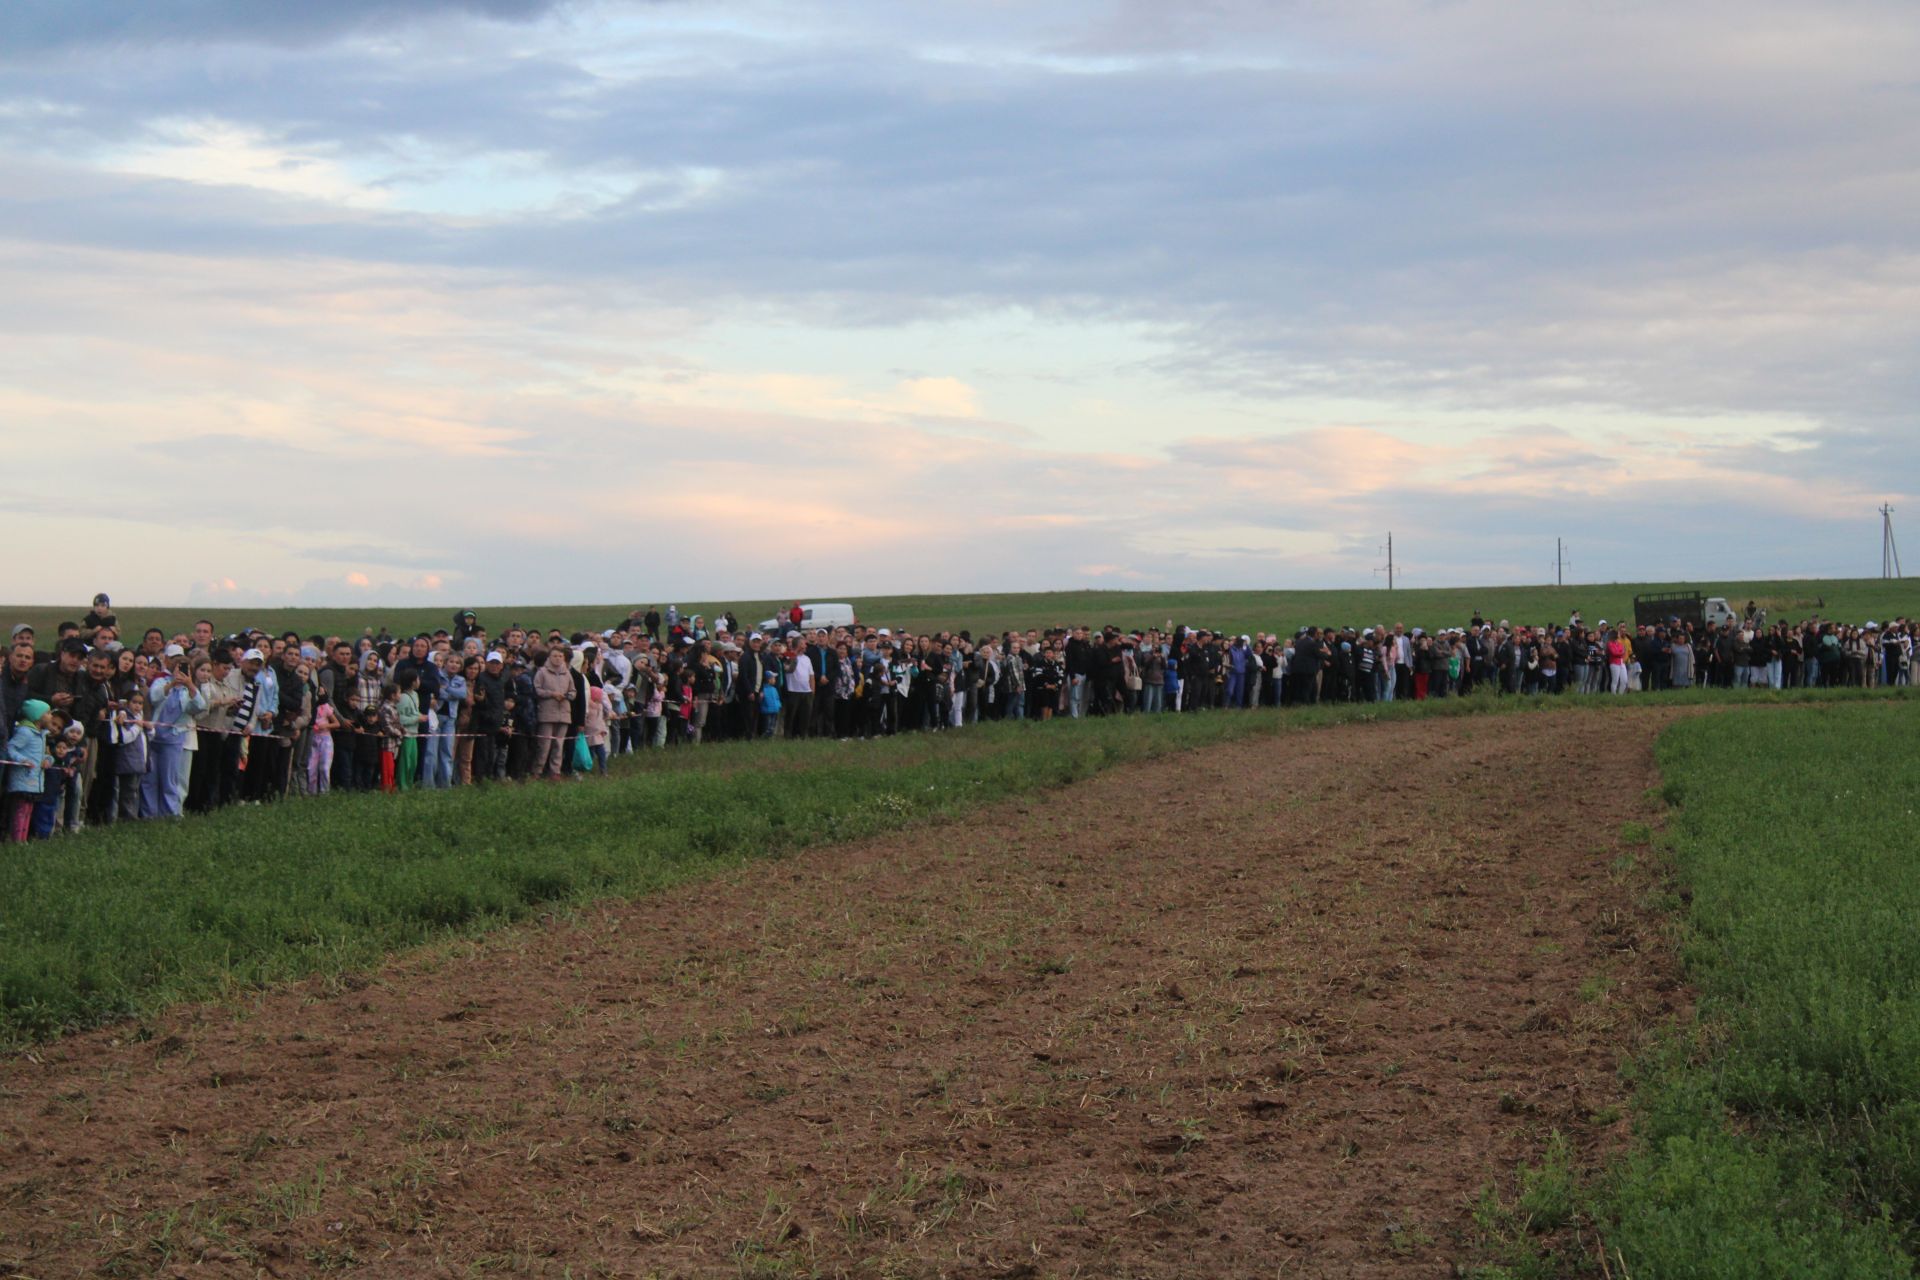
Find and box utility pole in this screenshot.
[1376,531,1395,590]
[1556,537,1565,587]
[1883,504,1903,579]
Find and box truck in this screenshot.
[1633,591,1737,631]
[755,602,860,634]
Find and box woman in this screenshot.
[832,641,857,738]
[1668,630,1694,689]
[142,652,204,817]
[532,646,575,779]
[453,656,481,784]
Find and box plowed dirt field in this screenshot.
[0,708,1687,1278]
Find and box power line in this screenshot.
[1883,504,1902,579]
[1375,531,1395,590]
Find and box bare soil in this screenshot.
[0,708,1687,1278]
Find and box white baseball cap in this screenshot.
[241,648,265,662]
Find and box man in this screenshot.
[808,629,837,737]
[1225,636,1250,708]
[1064,626,1092,718]
[735,632,771,739]
[23,637,71,698]
[75,647,120,824]
[469,651,509,782]
[1291,628,1325,706]
[394,636,443,785]
[224,649,265,806]
[782,637,815,738]
[1002,636,1028,720]
[246,644,286,801]
[1,642,36,730]
[1391,623,1413,700]
[189,646,242,812]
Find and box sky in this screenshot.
[2,0,1916,607]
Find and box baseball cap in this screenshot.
[242,648,265,662]
[163,643,185,657]
[486,651,505,662]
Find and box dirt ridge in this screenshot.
[0,708,1686,1278]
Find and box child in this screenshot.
[54,719,85,834]
[32,714,75,839]
[643,669,666,748]
[584,684,609,772]
[759,668,782,738]
[4,699,52,843]
[354,701,383,793]
[394,670,421,791]
[378,683,403,793]
[307,695,337,795]
[671,668,696,745]
[111,692,150,823]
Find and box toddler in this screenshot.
[111,693,150,822]
[4,699,52,843]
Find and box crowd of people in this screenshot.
[3,594,1912,842]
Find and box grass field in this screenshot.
[5,577,1914,647]
[0,686,1903,1050]
[0,698,1371,1044]
[0,686,1914,1274]
[1589,701,1920,1278]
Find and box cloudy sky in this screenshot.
[2,1,1915,606]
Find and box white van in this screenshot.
[757,602,859,634]
[1704,597,1737,629]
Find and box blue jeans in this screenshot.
[141,741,186,817]
[1138,684,1164,714]
[1006,690,1025,720]
[426,728,454,788]
[1068,675,1087,718]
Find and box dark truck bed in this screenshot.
[1634,591,1705,629]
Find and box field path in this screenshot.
[0,708,1688,1278]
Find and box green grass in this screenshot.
[6,576,1913,646]
[0,694,1511,1044]
[4,686,1893,1047]
[1594,700,1920,1278]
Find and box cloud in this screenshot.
[0,0,567,55]
[0,1,1915,605]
